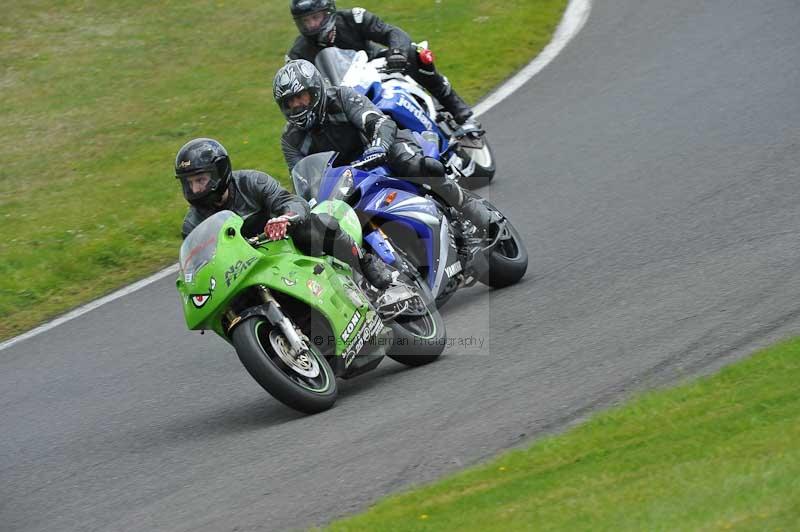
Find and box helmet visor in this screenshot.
[280,89,311,116]
[179,171,216,201]
[279,87,322,129]
[294,9,333,36]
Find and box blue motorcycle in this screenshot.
[291,144,527,308]
[315,47,496,189]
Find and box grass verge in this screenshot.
[0,0,567,340]
[325,338,800,530]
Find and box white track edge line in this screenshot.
[474,0,591,117]
[0,265,179,351]
[1,0,591,352]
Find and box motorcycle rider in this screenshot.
[286,0,475,125]
[175,137,393,289]
[273,60,494,230]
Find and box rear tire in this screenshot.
[232,317,337,414]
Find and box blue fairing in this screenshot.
[373,91,449,148]
[357,187,442,290]
[314,158,444,291]
[364,231,396,265]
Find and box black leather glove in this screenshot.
[385,48,408,73]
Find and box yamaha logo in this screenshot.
[445,262,463,278]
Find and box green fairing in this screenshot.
[175,212,373,356]
[312,199,363,246]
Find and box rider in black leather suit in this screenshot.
[286,0,474,124]
[274,60,493,229]
[175,137,393,288]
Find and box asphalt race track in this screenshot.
[3,1,800,530]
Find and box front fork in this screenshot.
[226,286,309,353]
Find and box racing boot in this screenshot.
[359,252,394,289]
[421,157,494,233]
[458,196,495,232]
[437,85,474,125]
[319,218,394,290]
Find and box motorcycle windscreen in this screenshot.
[292,151,338,203]
[315,48,358,86]
[179,210,234,283]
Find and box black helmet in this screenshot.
[273,60,327,131]
[290,0,337,44]
[174,138,232,209]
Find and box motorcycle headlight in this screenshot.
[335,170,354,200]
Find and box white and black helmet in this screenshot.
[273,59,327,131]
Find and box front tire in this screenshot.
[232,317,337,414]
[477,212,528,289]
[458,137,496,189]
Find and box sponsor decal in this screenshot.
[191,294,211,308]
[307,279,324,298]
[184,272,193,283]
[282,270,299,287]
[396,97,434,131]
[445,261,463,278]
[340,309,363,343]
[209,277,216,291]
[343,168,353,179]
[224,256,258,287]
[352,7,365,23]
[179,160,191,168]
[343,313,382,368]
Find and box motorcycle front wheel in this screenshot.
[232,317,337,414]
[473,198,529,289]
[458,136,496,189]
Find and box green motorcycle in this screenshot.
[175,201,446,414]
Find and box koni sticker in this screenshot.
[343,313,382,368]
[340,309,363,343]
[282,277,297,287]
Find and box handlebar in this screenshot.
[350,153,387,170]
[246,213,302,246]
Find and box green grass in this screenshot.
[0,0,567,340]
[325,339,800,531]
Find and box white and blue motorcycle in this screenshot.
[314,46,496,189]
